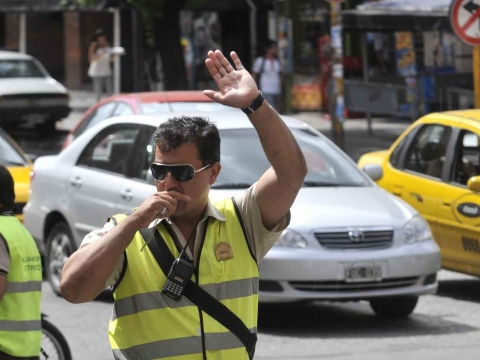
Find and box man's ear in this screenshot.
[209,163,221,185]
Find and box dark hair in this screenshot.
[0,164,15,211]
[264,40,277,53]
[91,28,106,43]
[153,116,220,166]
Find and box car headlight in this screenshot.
[275,229,308,248]
[402,215,433,244]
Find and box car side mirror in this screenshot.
[467,176,480,192]
[363,164,383,181]
[146,170,156,186]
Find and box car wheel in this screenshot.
[369,296,419,319]
[46,222,75,296]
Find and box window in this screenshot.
[72,103,117,140]
[77,125,141,176]
[0,60,45,78]
[404,124,452,178]
[451,130,480,185]
[112,102,134,117]
[390,129,415,168]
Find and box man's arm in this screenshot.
[203,50,307,230]
[61,191,190,303]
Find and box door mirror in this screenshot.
[467,176,480,192]
[363,164,383,181]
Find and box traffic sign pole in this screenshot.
[474,46,480,108]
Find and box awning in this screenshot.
[342,0,453,32]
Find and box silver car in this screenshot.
[23,112,441,318]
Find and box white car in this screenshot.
[0,50,70,130]
[24,112,441,318]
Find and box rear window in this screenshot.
[0,59,45,78]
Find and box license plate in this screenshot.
[345,264,382,283]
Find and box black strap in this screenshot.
[139,227,257,360]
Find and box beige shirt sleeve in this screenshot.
[80,221,125,288]
[234,183,290,262]
[0,234,9,275]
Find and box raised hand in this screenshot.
[203,50,259,109]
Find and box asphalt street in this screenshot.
[41,270,480,360]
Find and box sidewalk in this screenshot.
[67,90,411,162]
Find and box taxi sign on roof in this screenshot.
[450,0,480,46]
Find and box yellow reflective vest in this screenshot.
[109,197,259,360]
[0,215,42,357]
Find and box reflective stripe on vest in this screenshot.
[108,197,259,360]
[0,216,42,358]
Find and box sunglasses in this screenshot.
[150,163,212,182]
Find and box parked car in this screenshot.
[358,109,480,279]
[0,51,70,130]
[62,91,230,148]
[0,127,33,222]
[24,112,440,318]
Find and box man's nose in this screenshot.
[163,171,179,187]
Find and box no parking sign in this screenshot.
[450,0,480,46]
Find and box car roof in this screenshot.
[422,109,480,126]
[0,50,33,60]
[94,111,310,131]
[103,91,214,104]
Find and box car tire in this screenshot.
[369,296,419,319]
[45,222,75,296]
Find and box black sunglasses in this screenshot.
[150,163,212,182]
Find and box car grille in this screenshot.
[1,93,68,100]
[315,229,394,249]
[12,202,26,215]
[289,277,419,292]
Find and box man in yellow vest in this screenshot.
[0,165,42,360]
[61,50,307,359]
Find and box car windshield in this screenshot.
[213,128,369,188]
[142,102,230,114]
[0,130,29,166]
[0,59,45,78]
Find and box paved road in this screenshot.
[41,270,480,360]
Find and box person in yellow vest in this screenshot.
[0,165,42,360]
[61,50,307,359]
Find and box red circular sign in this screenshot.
[451,0,480,46]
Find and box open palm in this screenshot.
[203,50,259,109]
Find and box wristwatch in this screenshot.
[241,91,265,115]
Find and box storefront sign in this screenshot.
[450,0,480,46]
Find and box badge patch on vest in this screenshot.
[215,242,234,261]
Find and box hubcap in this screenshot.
[48,232,71,290]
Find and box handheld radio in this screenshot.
[161,257,194,300]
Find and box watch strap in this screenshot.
[241,91,265,115]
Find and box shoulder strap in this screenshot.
[139,227,257,360]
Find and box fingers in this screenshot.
[205,58,222,83]
[230,51,243,70]
[207,51,227,76]
[215,50,234,73]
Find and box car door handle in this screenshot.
[120,189,133,201]
[70,177,82,188]
[410,192,423,203]
[392,185,403,196]
[442,199,452,207]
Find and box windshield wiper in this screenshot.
[302,181,339,187]
[211,183,252,189]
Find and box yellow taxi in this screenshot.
[358,110,480,278]
[0,127,32,222]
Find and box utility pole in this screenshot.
[328,0,345,149]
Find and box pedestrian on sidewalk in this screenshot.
[61,49,307,359]
[252,40,283,112]
[0,165,42,360]
[88,28,115,102]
